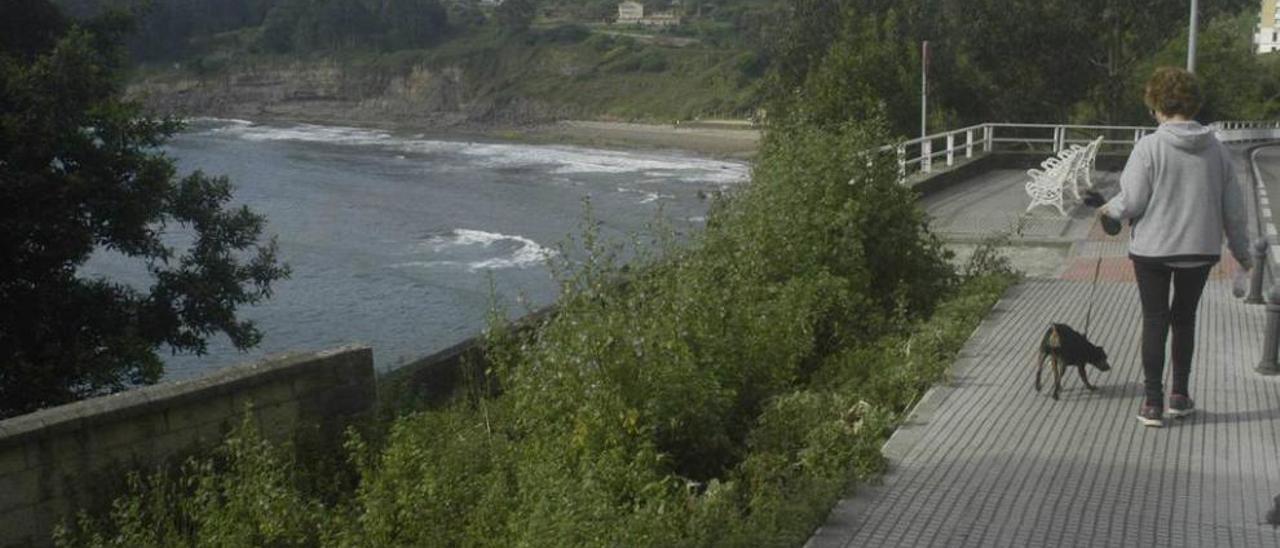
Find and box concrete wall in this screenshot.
[377,306,555,415]
[0,345,374,547]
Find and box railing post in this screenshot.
[946,133,955,166]
[1247,240,1267,304]
[1258,287,1280,375]
[922,139,932,174]
[966,130,974,158]
[984,125,993,153]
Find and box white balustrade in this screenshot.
[884,120,1276,185]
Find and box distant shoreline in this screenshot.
[177,109,760,162]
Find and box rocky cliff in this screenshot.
[128,60,581,129]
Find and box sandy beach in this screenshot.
[185,107,761,161]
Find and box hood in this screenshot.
[1155,121,1213,152]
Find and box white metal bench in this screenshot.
[1025,158,1074,216]
[1025,146,1084,215]
[1074,135,1105,191]
[1024,135,1104,216]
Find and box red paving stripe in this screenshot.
[1059,255,1243,282]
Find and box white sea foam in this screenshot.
[419,229,557,271]
[212,122,393,146]
[202,120,750,184]
[617,187,675,204]
[187,117,254,126]
[389,260,458,269]
[455,142,749,183]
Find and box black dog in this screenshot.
[1034,323,1110,400]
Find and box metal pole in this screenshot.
[1187,0,1199,73]
[1247,240,1267,304]
[920,41,930,174]
[921,41,928,141]
[1259,292,1280,375]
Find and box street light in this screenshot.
[1187,0,1199,73]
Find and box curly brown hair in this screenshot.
[1144,67,1202,118]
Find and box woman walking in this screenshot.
[1093,67,1252,428]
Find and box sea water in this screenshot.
[82,119,750,380]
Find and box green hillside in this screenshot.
[62,0,773,124]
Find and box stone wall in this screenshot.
[0,345,374,547]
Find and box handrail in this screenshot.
[1212,121,1280,144]
[881,119,1280,185]
[1243,142,1280,374]
[883,122,1159,183]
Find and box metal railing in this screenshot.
[882,120,1280,183]
[1243,142,1280,374]
[1212,120,1280,144]
[883,123,1157,182]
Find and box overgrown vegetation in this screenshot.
[55,102,1017,543]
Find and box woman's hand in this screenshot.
[1082,190,1107,208]
[1099,209,1122,236]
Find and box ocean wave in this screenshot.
[456,142,749,183]
[210,122,393,146]
[187,117,255,127]
[617,187,675,204]
[418,229,557,271]
[196,119,750,184]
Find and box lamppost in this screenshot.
[1187,0,1199,73]
[921,40,930,172]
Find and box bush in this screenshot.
[584,32,614,51]
[537,23,592,44]
[637,49,667,72]
[55,417,325,546]
[60,118,1014,546]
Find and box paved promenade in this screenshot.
[809,152,1280,547]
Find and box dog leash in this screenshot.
[1082,253,1103,337]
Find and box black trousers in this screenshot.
[1132,261,1214,403]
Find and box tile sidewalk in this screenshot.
[808,157,1280,547]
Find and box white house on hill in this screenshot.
[616,1,680,27]
[617,1,644,22]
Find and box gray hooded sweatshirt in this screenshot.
[1103,121,1251,267]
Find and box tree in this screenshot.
[380,0,449,49]
[259,0,308,53]
[764,0,930,136]
[301,0,382,50]
[441,0,484,29]
[1,0,68,58]
[0,3,289,418]
[494,0,536,33]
